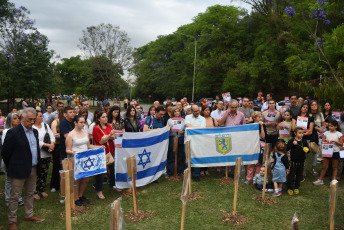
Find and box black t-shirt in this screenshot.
[287,138,308,162]
[292,116,314,141]
[59,118,74,152]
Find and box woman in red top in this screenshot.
[92,111,115,199]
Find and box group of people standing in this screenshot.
[0,94,342,229]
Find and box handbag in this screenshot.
[98,125,114,165]
[309,142,319,153]
[42,124,51,151]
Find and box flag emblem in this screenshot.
[215,134,231,155]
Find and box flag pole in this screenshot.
[186,141,192,194]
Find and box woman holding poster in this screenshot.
[309,100,325,176]
[166,107,185,177]
[313,120,343,185]
[292,103,314,141]
[92,111,116,199]
[65,115,99,206]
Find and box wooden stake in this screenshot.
[186,141,192,194]
[180,169,189,230]
[329,180,338,230]
[262,143,270,198]
[232,157,242,215]
[174,136,178,177]
[127,156,138,214]
[225,166,228,179]
[62,158,75,209]
[64,170,72,230]
[111,199,120,230]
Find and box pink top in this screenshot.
[220,111,246,127]
[0,118,4,127]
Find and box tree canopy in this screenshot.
[131,1,344,107]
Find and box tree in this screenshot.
[12,30,54,100]
[78,23,133,99]
[79,23,133,69]
[0,4,55,111]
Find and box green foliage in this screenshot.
[132,1,344,104]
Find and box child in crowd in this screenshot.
[270,140,289,197]
[245,111,266,184]
[253,167,273,192]
[313,119,343,185]
[286,126,308,196]
[278,110,293,144]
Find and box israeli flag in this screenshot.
[115,126,170,189]
[185,123,260,167]
[74,148,107,180]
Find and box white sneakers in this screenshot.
[313,179,324,185]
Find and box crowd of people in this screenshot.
[0,93,343,229]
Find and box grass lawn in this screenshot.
[0,163,343,230]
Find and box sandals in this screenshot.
[96,193,105,200]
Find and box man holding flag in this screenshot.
[185,105,206,182]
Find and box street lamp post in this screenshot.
[175,32,197,102]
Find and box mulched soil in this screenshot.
[0,191,4,199]
[216,177,234,184]
[167,176,182,182]
[125,210,152,222]
[221,210,248,226]
[253,196,277,205]
[335,225,344,230]
[120,189,140,198]
[60,206,89,217]
[188,192,203,201]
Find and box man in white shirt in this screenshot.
[211,100,225,120]
[185,105,206,182]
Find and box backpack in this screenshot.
[139,115,154,131]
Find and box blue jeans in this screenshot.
[94,161,115,192]
[167,136,184,176]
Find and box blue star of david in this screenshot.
[83,157,95,170]
[137,149,151,169]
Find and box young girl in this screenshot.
[270,140,289,197]
[313,119,343,185]
[278,110,292,144]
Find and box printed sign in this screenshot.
[171,118,182,132]
[332,112,341,122]
[222,92,231,104]
[114,130,124,148]
[322,141,334,158]
[296,116,308,130]
[279,123,290,137]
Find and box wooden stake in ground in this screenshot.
[111,198,122,230]
[64,170,72,230]
[62,158,75,209]
[174,136,179,177]
[262,143,270,198]
[186,141,192,194]
[232,157,242,215]
[225,166,229,179]
[180,169,189,230]
[329,179,338,230]
[127,156,138,214]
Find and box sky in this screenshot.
[13,0,250,59]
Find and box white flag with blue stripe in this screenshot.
[185,123,260,167]
[74,148,107,180]
[115,126,170,189]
